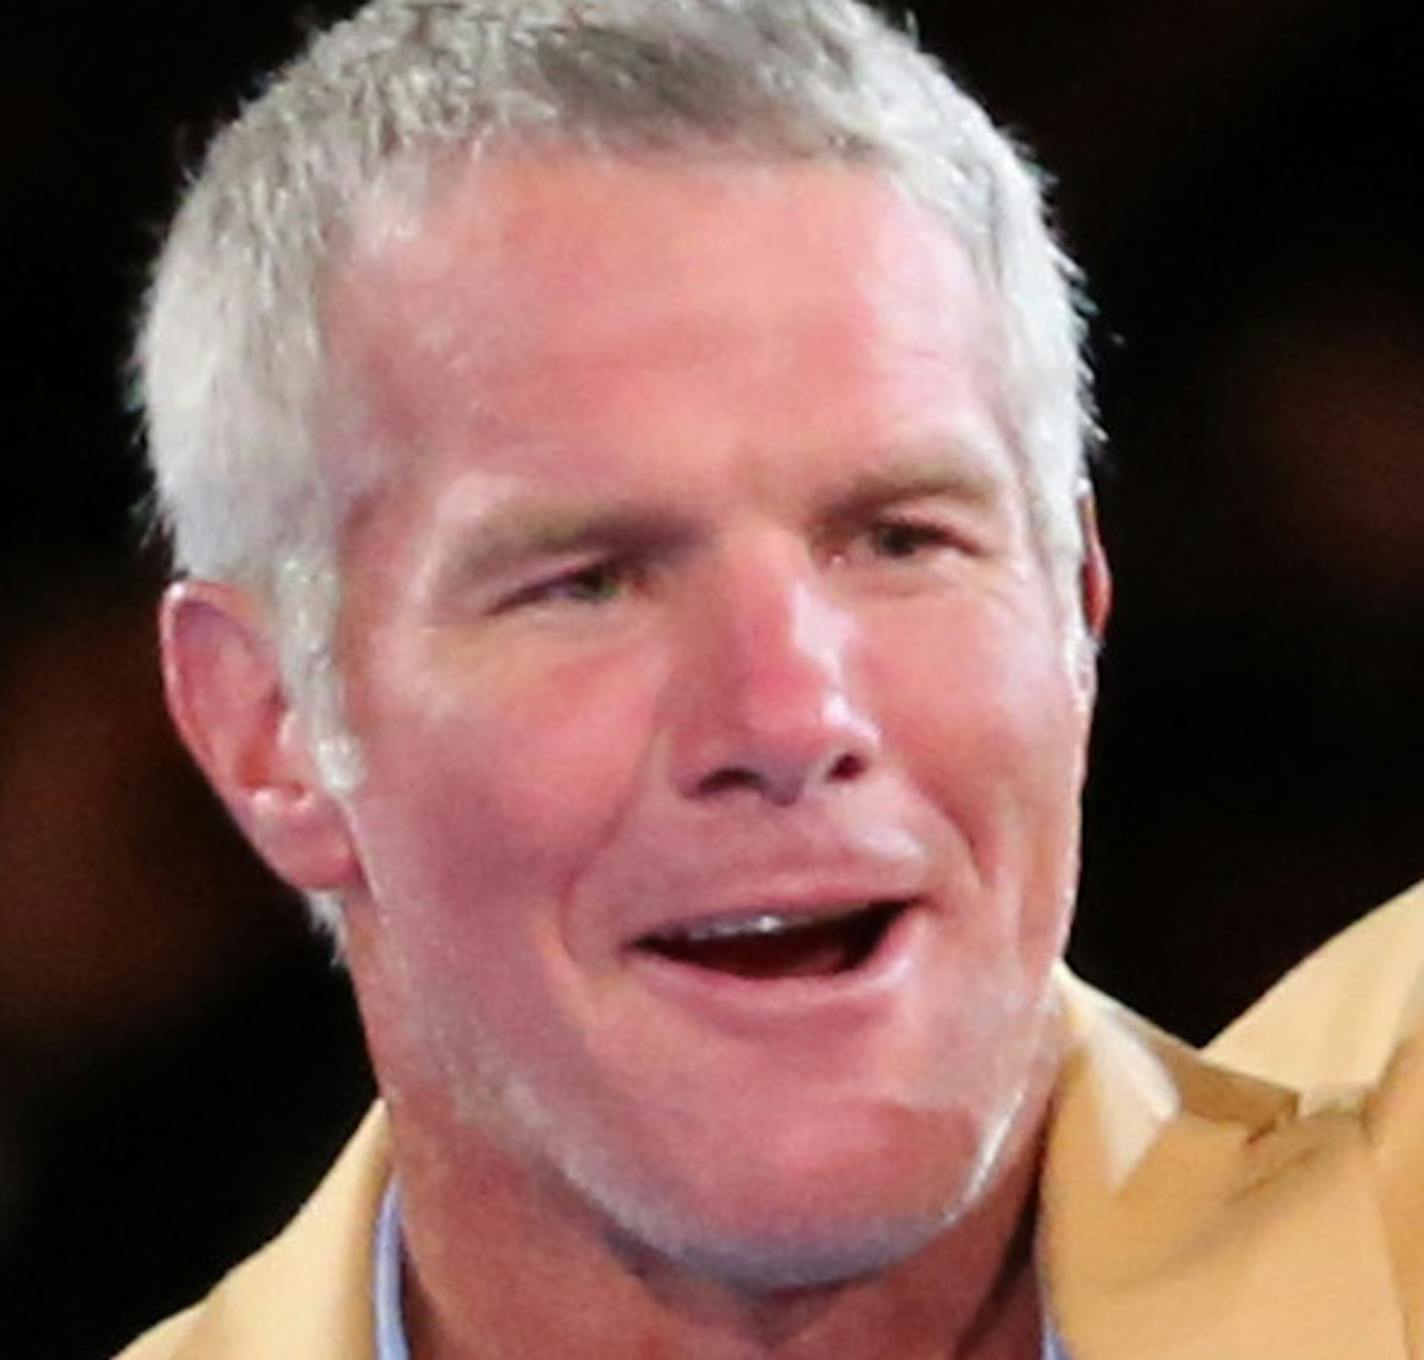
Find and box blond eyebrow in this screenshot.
[423,441,1014,598]
[812,452,1007,526]
[425,497,691,598]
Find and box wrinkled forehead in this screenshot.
[341,143,982,269]
[319,149,1008,471]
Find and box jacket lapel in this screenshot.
[1040,975,1409,1359]
[123,1104,390,1359]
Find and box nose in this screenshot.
[664,553,882,807]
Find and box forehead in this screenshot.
[337,150,981,303]
[323,152,1008,498]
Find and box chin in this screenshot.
[548,1099,1017,1295]
[622,1204,964,1294]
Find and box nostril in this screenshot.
[692,746,868,804]
[697,767,763,797]
[826,751,865,782]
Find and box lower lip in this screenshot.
[624,901,928,1032]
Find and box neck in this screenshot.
[392,1108,1049,1360]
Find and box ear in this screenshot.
[1077,490,1113,647]
[1065,490,1112,704]
[159,580,361,894]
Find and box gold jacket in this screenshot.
[120,880,1424,1358]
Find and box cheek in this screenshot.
[867,603,1086,923]
[354,634,668,905]
[871,596,1082,766]
[347,642,670,1094]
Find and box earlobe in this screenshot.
[159,580,361,894]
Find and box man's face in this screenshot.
[326,155,1095,1286]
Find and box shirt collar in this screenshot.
[374,1179,410,1360]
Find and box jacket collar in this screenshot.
[1040,970,1410,1359]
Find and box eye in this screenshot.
[862,517,954,561]
[499,559,631,612]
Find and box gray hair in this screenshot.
[137,0,1094,929]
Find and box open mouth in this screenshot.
[634,900,914,981]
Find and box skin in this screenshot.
[162,153,1109,1358]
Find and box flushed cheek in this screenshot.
[355,632,667,920]
[344,644,666,1113]
[869,608,1084,937]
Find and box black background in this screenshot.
[1,2,1421,1354]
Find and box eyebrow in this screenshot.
[425,498,691,599]
[811,450,1008,527]
[424,441,1012,599]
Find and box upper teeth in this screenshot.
[679,912,802,943]
[653,907,865,945]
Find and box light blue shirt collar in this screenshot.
[374,1180,410,1360]
[373,1181,1068,1359]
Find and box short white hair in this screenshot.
[137,0,1095,930]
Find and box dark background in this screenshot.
[2,2,1421,1354]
